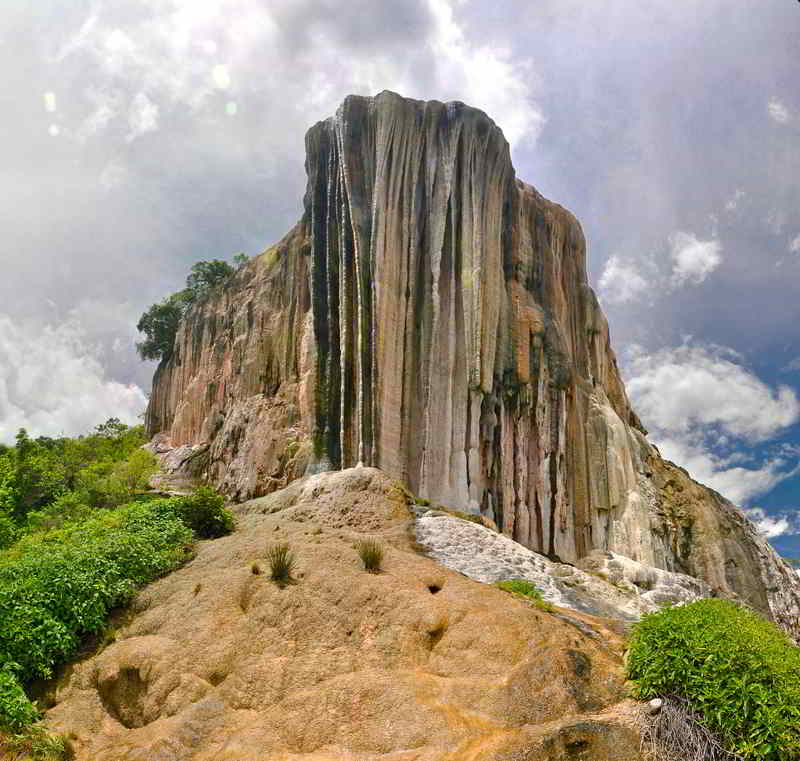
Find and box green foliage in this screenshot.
[168,486,234,539]
[0,513,17,551]
[494,579,553,611]
[627,599,800,760]
[135,257,242,362]
[135,291,188,362]
[0,724,74,760]
[185,259,235,301]
[356,539,384,573]
[0,499,194,730]
[0,419,149,527]
[267,542,295,586]
[0,667,39,731]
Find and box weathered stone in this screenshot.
[144,91,800,638]
[45,468,643,761]
[415,510,710,621]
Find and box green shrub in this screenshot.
[357,539,384,573]
[627,599,800,760]
[0,667,38,731]
[0,724,73,760]
[0,501,193,730]
[0,512,17,551]
[171,487,234,539]
[494,579,553,611]
[267,542,295,586]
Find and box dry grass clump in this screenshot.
[0,726,74,761]
[357,539,384,573]
[267,542,295,586]
[641,695,744,761]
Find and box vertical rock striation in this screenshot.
[146,91,800,637]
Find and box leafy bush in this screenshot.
[0,667,39,731]
[136,257,239,361]
[357,539,383,573]
[170,487,234,539]
[267,542,295,586]
[0,512,17,551]
[627,599,800,760]
[0,501,193,730]
[0,724,73,761]
[494,579,553,611]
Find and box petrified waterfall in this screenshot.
[146,91,800,636]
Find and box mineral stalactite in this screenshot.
[146,91,800,637]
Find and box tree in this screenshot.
[185,259,235,301]
[135,292,187,362]
[136,256,240,362]
[232,252,249,268]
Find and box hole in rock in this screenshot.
[208,671,227,687]
[98,667,151,729]
[427,585,442,595]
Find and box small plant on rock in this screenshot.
[495,579,553,612]
[267,542,295,586]
[357,539,384,573]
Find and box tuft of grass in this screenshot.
[266,542,295,586]
[0,725,74,761]
[627,599,800,760]
[356,539,384,574]
[494,579,553,612]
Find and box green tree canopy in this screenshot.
[136,256,242,362]
[135,292,187,362]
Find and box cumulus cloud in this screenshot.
[597,255,650,304]
[790,234,800,254]
[654,435,797,504]
[768,96,790,124]
[669,231,722,286]
[0,315,148,444]
[625,342,800,504]
[598,231,722,306]
[51,0,542,151]
[627,342,799,441]
[744,507,800,539]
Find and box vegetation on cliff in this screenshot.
[628,599,800,760]
[136,255,247,361]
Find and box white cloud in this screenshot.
[53,0,543,151]
[790,234,800,254]
[743,507,800,539]
[625,342,800,504]
[0,315,147,444]
[655,435,797,504]
[126,91,159,141]
[627,343,799,441]
[598,255,649,304]
[768,97,790,124]
[424,0,544,147]
[669,231,722,286]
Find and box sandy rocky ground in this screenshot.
[41,467,660,761]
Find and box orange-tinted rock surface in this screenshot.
[145,91,800,637]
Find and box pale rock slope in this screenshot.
[45,469,646,761]
[144,91,800,638]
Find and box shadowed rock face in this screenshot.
[145,91,800,637]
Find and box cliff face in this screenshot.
[146,91,800,636]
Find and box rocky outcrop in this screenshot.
[46,468,646,761]
[145,91,800,638]
[414,508,711,621]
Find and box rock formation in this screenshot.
[145,91,800,637]
[46,468,646,761]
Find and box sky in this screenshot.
[1,0,799,553]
